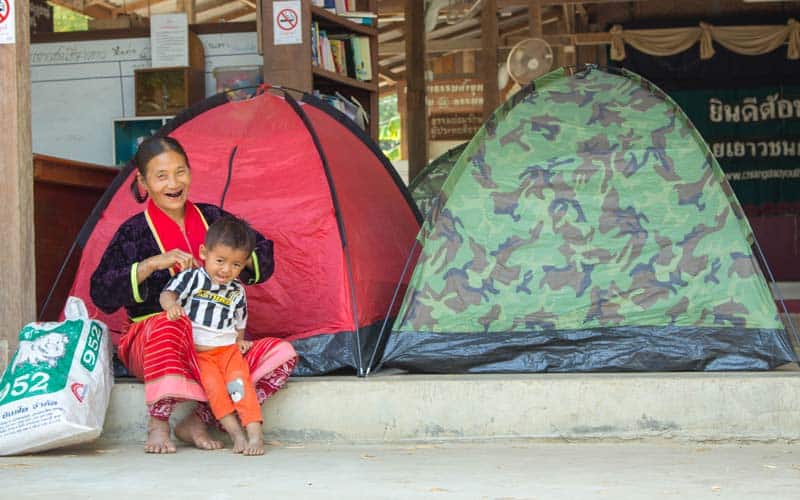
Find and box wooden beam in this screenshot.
[499,0,642,5]
[405,0,427,179]
[482,0,500,119]
[83,4,116,19]
[188,0,196,23]
[529,0,542,36]
[382,38,483,55]
[260,0,312,91]
[122,0,170,13]
[196,0,233,14]
[0,0,35,369]
[205,5,253,22]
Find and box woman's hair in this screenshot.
[129,136,191,203]
[204,215,256,255]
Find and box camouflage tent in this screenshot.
[380,66,796,373]
[409,143,466,217]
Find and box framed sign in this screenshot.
[426,78,483,114]
[429,113,483,141]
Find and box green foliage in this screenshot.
[51,3,89,32]
[379,94,401,160]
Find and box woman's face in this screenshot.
[139,150,191,215]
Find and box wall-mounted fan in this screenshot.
[506,38,554,85]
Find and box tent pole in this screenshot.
[367,237,421,375]
[278,88,365,376]
[752,237,800,352]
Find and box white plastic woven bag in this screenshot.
[0,297,113,455]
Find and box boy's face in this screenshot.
[199,243,250,285]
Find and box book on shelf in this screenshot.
[313,31,371,82]
[311,22,320,66]
[340,11,377,26]
[329,39,347,75]
[312,90,368,131]
[319,0,335,11]
[328,33,354,77]
[334,0,364,14]
[353,36,372,81]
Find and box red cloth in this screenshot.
[118,313,297,406]
[144,199,208,275]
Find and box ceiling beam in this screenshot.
[204,5,254,22]
[498,0,642,5]
[379,10,544,56]
[382,38,483,55]
[196,0,233,13]
[122,0,171,14]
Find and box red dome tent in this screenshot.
[57,89,421,376]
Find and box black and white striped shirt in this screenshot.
[165,268,247,346]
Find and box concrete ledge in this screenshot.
[102,372,800,443]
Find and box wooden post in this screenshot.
[0,0,35,370]
[260,0,312,92]
[562,4,576,67]
[528,0,542,37]
[405,0,427,181]
[186,0,196,24]
[481,0,499,120]
[398,80,408,161]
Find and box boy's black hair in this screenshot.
[204,215,256,254]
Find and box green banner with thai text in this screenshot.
[670,86,800,214]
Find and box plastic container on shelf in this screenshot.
[213,65,264,100]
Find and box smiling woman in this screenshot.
[90,136,297,454]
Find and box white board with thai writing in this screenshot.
[31,31,261,165]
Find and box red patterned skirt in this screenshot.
[118,313,297,407]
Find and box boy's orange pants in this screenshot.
[196,345,262,427]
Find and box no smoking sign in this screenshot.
[273,0,302,46]
[0,0,15,45]
[0,0,10,23]
[277,8,297,31]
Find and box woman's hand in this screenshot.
[165,304,185,321]
[151,249,198,273]
[138,250,198,284]
[237,339,253,355]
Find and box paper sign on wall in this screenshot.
[151,13,189,67]
[0,0,16,45]
[273,0,302,46]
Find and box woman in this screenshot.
[91,136,297,454]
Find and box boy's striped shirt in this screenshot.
[165,268,247,344]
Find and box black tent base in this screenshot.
[380,326,798,373]
[291,320,386,376]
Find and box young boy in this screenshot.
[159,215,264,456]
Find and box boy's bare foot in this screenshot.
[145,417,176,454]
[243,422,265,456]
[218,413,248,453]
[175,412,224,450]
[231,432,248,454]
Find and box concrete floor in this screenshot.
[2,441,799,499]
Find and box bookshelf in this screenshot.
[261,0,379,140]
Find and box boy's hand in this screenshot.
[237,339,253,355]
[165,304,185,321]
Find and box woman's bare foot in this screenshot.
[175,412,224,450]
[243,422,265,456]
[145,417,176,454]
